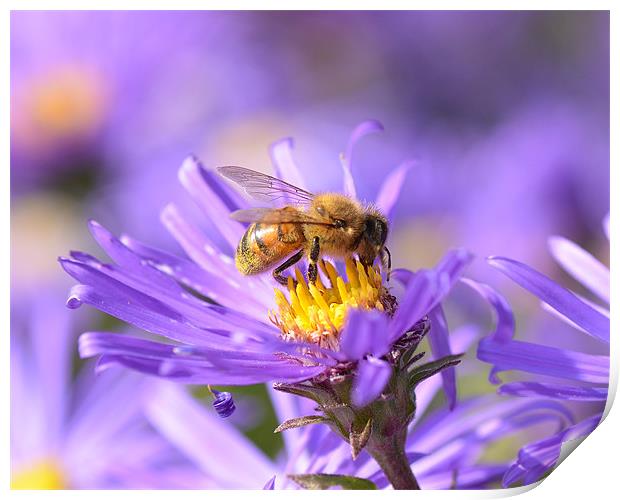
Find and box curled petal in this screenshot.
[341,120,385,198]
[488,257,609,343]
[270,137,308,191]
[548,236,609,304]
[352,356,392,407]
[375,161,413,219]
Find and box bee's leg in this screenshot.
[381,246,392,282]
[272,250,303,286]
[308,236,321,284]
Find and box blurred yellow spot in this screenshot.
[12,65,106,149]
[270,259,388,350]
[11,459,67,490]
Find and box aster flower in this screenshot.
[61,122,487,488]
[10,292,210,489]
[470,215,610,486]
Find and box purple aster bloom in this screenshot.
[470,215,610,486]
[11,292,210,489]
[61,122,493,489]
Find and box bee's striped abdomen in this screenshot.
[235,222,305,275]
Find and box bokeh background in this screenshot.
[11,10,609,488]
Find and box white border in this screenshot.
[3,2,616,499]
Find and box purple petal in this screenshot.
[548,236,609,303]
[488,257,609,343]
[427,306,457,410]
[388,270,436,342]
[461,278,515,344]
[603,213,609,240]
[414,325,480,422]
[388,249,472,343]
[339,309,391,360]
[352,356,392,407]
[498,382,608,401]
[418,465,506,490]
[411,396,574,455]
[374,161,413,220]
[478,338,609,385]
[161,203,274,306]
[144,383,275,488]
[270,137,308,191]
[178,156,246,251]
[341,120,385,198]
[503,413,601,486]
[263,476,276,490]
[120,235,269,318]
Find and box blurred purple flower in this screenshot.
[10,293,209,489]
[469,215,609,486]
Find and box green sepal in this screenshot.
[272,382,331,403]
[288,473,378,490]
[349,415,372,460]
[407,353,464,388]
[274,415,328,433]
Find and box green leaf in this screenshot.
[288,473,377,490]
[274,415,328,433]
[408,353,463,388]
[349,416,372,460]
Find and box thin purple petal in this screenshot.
[178,156,246,251]
[263,476,276,490]
[548,236,609,303]
[477,338,609,385]
[498,382,608,401]
[270,137,308,191]
[374,161,412,219]
[341,120,385,198]
[488,257,609,343]
[427,306,457,410]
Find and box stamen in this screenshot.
[270,258,396,350]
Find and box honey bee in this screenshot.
[217,166,391,285]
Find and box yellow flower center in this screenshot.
[11,458,67,490]
[270,259,391,350]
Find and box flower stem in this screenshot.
[367,431,420,490]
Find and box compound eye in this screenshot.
[316,206,326,217]
[334,219,347,229]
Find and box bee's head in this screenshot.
[363,215,388,247]
[357,213,388,267]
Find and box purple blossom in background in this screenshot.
[471,215,610,486]
[10,293,208,489]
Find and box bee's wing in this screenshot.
[230,208,333,225]
[217,166,315,205]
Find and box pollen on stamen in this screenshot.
[269,258,396,349]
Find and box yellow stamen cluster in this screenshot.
[270,259,387,349]
[11,458,67,490]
